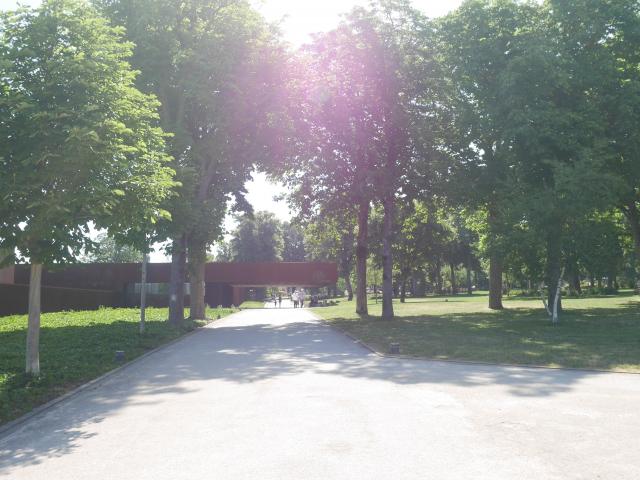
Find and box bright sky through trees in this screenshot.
[0,0,462,224]
[255,0,462,46]
[0,0,463,261]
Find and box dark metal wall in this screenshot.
[0,262,337,315]
[10,262,337,290]
[0,284,119,316]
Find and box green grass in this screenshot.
[0,306,235,426]
[239,300,268,309]
[313,291,640,372]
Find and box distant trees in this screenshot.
[282,222,307,262]
[216,213,309,265]
[84,234,143,264]
[222,211,285,262]
[303,212,356,300]
[0,0,174,374]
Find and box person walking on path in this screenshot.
[292,290,299,308]
[299,289,305,308]
[278,293,282,308]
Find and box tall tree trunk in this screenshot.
[344,275,354,301]
[489,254,503,309]
[449,262,457,295]
[381,195,394,320]
[169,235,187,327]
[434,260,443,294]
[551,267,565,324]
[355,200,369,315]
[414,270,426,297]
[546,224,563,314]
[340,231,355,301]
[622,200,640,293]
[484,136,506,309]
[571,271,581,295]
[466,255,473,295]
[488,207,503,310]
[188,239,207,320]
[26,263,42,375]
[140,253,148,334]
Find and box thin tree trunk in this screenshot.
[552,267,565,324]
[340,231,355,301]
[546,224,563,313]
[413,270,425,297]
[622,200,640,293]
[434,260,443,294]
[355,200,369,315]
[488,207,504,310]
[466,259,473,295]
[140,253,148,334]
[381,195,394,320]
[571,271,581,295]
[169,235,186,327]
[449,262,457,295]
[26,263,42,375]
[188,239,207,320]
[344,275,354,301]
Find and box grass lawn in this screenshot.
[239,300,268,309]
[0,306,235,426]
[312,291,640,372]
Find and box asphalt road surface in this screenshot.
[1,307,639,479]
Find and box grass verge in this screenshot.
[239,300,268,309]
[0,306,235,426]
[312,292,640,372]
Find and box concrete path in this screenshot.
[1,307,639,479]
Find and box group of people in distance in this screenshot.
[292,289,305,308]
[270,289,306,308]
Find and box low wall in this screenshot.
[0,284,120,317]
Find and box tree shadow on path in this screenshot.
[0,315,627,472]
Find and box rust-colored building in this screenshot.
[0,262,338,316]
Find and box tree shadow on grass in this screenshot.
[332,299,640,373]
[0,309,636,470]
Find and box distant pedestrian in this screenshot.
[273,296,277,307]
[299,290,305,308]
[278,293,282,308]
[293,290,299,308]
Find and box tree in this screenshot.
[83,233,143,263]
[215,240,233,262]
[499,0,620,313]
[303,210,356,300]
[437,0,538,309]
[564,0,640,292]
[229,211,283,262]
[0,0,174,374]
[281,222,306,261]
[279,0,439,319]
[99,0,288,322]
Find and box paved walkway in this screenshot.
[1,308,639,479]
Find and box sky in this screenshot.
[1,0,464,260]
